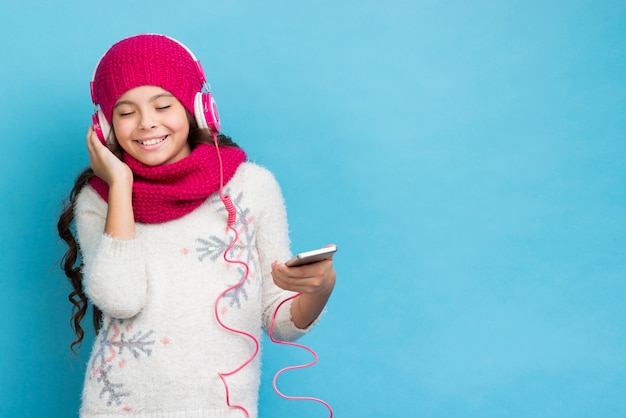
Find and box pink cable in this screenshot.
[213,133,332,417]
[269,293,334,417]
[212,133,258,418]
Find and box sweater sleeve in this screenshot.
[75,185,147,319]
[245,164,319,342]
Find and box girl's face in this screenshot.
[112,85,191,166]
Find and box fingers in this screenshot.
[85,126,130,185]
[272,259,336,295]
[86,125,104,156]
[86,126,104,165]
[86,126,94,152]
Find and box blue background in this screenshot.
[1,1,625,417]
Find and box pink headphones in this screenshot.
[90,35,221,143]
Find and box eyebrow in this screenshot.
[114,93,175,108]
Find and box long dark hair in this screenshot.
[57,115,240,353]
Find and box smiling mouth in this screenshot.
[137,135,167,146]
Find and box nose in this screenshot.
[138,110,157,130]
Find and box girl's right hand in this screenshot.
[86,126,133,187]
[86,126,136,239]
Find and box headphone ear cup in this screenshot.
[91,109,111,144]
[194,91,220,133]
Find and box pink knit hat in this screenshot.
[92,34,202,124]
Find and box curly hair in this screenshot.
[57,115,240,353]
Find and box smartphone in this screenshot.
[285,245,337,267]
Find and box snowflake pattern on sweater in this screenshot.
[194,189,259,310]
[88,319,164,412]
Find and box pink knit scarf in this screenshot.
[88,143,246,223]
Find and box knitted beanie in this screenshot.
[92,34,202,124]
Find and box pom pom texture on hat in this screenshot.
[93,34,202,124]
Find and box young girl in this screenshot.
[57,34,336,417]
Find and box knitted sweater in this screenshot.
[75,162,312,417]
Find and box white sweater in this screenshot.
[76,162,312,417]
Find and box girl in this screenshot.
[57,34,336,417]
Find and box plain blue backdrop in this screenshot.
[1,1,625,417]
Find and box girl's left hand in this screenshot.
[271,257,336,296]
